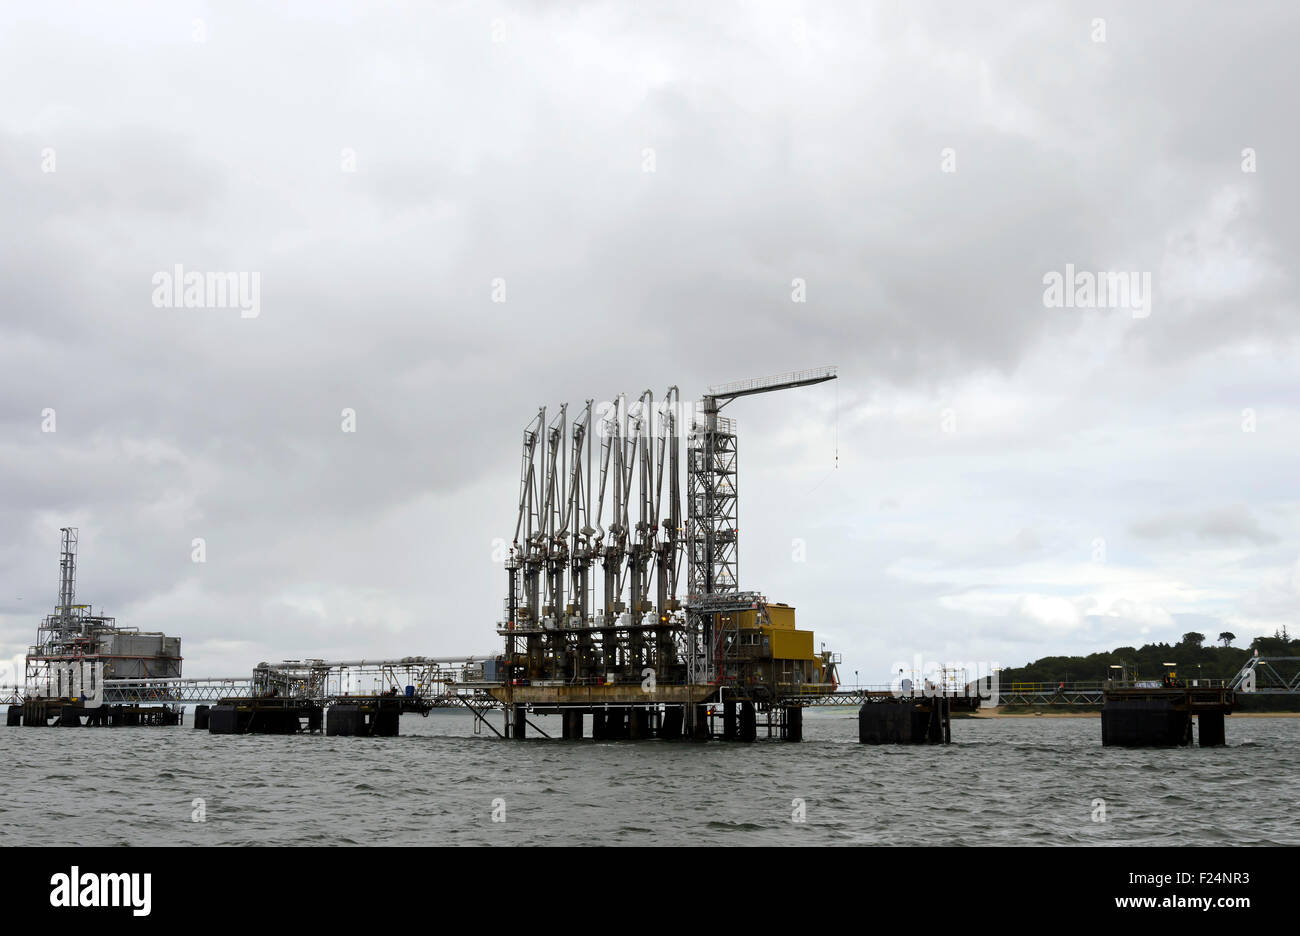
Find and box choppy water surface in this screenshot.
[1,710,1295,846]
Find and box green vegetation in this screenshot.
[997,628,1300,685]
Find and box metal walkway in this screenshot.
[2,654,497,709]
[10,657,1291,711]
[1229,656,1300,693]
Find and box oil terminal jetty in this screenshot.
[3,368,1256,748]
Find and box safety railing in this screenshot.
[707,366,837,398]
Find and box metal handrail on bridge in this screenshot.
[706,366,838,399]
[779,685,989,707]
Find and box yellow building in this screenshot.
[717,602,833,694]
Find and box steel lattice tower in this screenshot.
[686,367,837,599]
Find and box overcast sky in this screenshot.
[2,1,1297,684]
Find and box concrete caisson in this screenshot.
[1100,688,1233,748]
[858,698,951,744]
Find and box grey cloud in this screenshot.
[1132,505,1280,547]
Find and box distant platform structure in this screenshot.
[13,528,185,728]
[202,656,494,735]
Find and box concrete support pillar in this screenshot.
[629,707,649,740]
[723,700,738,740]
[208,704,242,734]
[859,702,938,744]
[691,705,710,740]
[562,709,583,739]
[926,701,944,743]
[1198,710,1226,747]
[327,704,364,736]
[512,705,527,740]
[606,708,627,739]
[374,708,400,737]
[739,702,756,743]
[783,706,803,742]
[1102,699,1193,747]
[659,706,683,739]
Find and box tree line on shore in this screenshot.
[997,628,1300,685]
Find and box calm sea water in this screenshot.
[1,710,1295,846]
